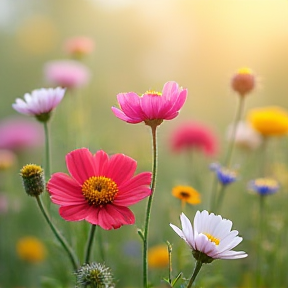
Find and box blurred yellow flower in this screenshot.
[16,236,46,263]
[148,245,169,268]
[172,185,201,205]
[247,106,288,136]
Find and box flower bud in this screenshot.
[20,164,45,197]
[75,262,115,288]
[231,67,255,97]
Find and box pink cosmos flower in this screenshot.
[44,60,91,89]
[0,117,43,151]
[47,148,152,230]
[111,81,187,127]
[12,87,65,120]
[170,121,218,156]
[63,36,95,58]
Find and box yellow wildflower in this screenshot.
[16,236,46,263]
[172,185,201,205]
[148,244,169,268]
[247,106,288,136]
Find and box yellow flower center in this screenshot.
[237,67,252,75]
[20,164,43,177]
[82,176,118,207]
[203,233,220,245]
[144,90,162,97]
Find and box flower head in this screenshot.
[75,262,114,288]
[47,148,152,230]
[231,67,256,97]
[226,121,262,151]
[16,236,46,263]
[247,106,288,137]
[12,87,65,122]
[44,60,91,89]
[170,211,247,263]
[148,244,169,268]
[170,121,218,156]
[20,164,45,197]
[111,81,187,128]
[248,178,279,196]
[0,117,43,151]
[63,36,95,59]
[172,185,201,205]
[210,163,237,186]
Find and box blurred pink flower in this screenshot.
[63,36,95,58]
[0,117,43,151]
[47,148,152,230]
[12,87,65,122]
[44,60,91,89]
[111,81,187,127]
[170,121,218,156]
[0,149,17,170]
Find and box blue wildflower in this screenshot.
[248,178,279,196]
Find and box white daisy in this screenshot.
[170,210,247,263]
[12,87,65,121]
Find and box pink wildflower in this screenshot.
[63,36,95,58]
[170,121,218,156]
[47,148,152,230]
[0,117,43,151]
[44,60,91,89]
[111,81,187,127]
[12,87,65,122]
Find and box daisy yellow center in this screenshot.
[82,176,118,207]
[203,233,220,245]
[144,90,162,97]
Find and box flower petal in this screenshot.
[66,148,96,184]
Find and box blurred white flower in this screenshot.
[12,87,65,122]
[170,211,247,262]
[226,121,262,150]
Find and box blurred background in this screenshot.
[1,0,288,287]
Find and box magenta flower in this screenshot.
[47,148,152,230]
[12,87,65,122]
[111,81,187,127]
[170,121,218,156]
[0,117,43,151]
[44,60,91,89]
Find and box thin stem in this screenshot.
[186,260,203,288]
[35,196,79,270]
[166,241,172,285]
[214,184,227,214]
[256,194,265,287]
[223,96,245,167]
[142,125,158,288]
[43,121,51,181]
[85,224,97,264]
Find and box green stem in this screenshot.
[85,224,97,264]
[214,184,227,214]
[35,196,79,270]
[143,125,158,288]
[223,96,245,167]
[43,121,51,181]
[186,260,203,288]
[256,194,265,287]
